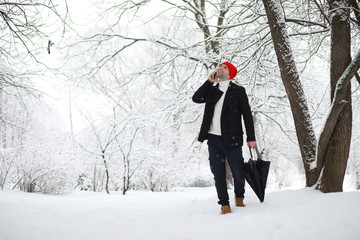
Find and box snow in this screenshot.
[329,1,350,22]
[1,187,360,240]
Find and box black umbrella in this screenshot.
[243,148,271,202]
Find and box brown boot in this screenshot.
[235,197,245,207]
[221,205,231,214]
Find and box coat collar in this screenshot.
[222,81,237,112]
[214,80,237,89]
[212,81,237,112]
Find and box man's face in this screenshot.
[217,64,230,80]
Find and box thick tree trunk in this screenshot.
[317,0,352,192]
[261,0,319,186]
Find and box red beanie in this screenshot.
[221,62,237,79]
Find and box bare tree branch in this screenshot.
[350,0,360,26]
[285,18,328,28]
[313,0,331,25]
[355,72,360,84]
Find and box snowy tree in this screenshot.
[47,0,360,192]
[1,0,69,147]
[261,0,360,192]
[0,0,76,194]
[66,0,297,189]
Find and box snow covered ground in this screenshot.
[1,187,359,240]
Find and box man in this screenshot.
[192,62,256,214]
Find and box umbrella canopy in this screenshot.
[244,148,271,202]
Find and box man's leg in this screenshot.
[225,147,245,199]
[207,135,229,206]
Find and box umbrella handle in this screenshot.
[249,147,254,160]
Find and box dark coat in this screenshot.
[192,80,256,148]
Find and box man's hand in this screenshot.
[208,71,218,83]
[247,141,256,148]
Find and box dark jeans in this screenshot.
[207,134,245,206]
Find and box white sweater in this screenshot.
[208,80,231,136]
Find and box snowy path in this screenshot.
[1,187,360,240]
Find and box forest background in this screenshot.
[1,0,359,195]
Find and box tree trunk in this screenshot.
[101,151,110,194]
[122,157,128,195]
[261,0,319,186]
[225,159,233,187]
[93,165,97,192]
[262,0,359,191]
[317,0,352,192]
